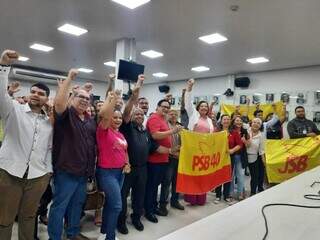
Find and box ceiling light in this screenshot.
[141,50,163,59]
[246,57,269,64]
[191,66,210,72]
[153,72,168,78]
[198,33,228,44]
[104,61,117,67]
[78,68,93,73]
[30,43,54,52]
[111,0,151,9]
[18,56,29,62]
[58,23,88,36]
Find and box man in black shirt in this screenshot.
[117,76,173,234]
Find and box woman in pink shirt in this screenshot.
[96,91,130,240]
[183,79,215,205]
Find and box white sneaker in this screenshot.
[213,198,221,204]
[97,234,106,240]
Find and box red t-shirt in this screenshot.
[96,125,128,168]
[147,113,172,163]
[228,130,243,154]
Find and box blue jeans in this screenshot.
[48,170,87,240]
[96,168,124,240]
[230,154,245,196]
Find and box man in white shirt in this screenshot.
[0,50,52,240]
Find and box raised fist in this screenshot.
[67,69,78,81]
[0,50,19,65]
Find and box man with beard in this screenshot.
[48,69,96,240]
[287,106,320,139]
[0,50,52,240]
[138,97,149,127]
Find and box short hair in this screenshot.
[168,109,178,114]
[196,100,209,112]
[157,99,170,107]
[295,106,305,112]
[253,109,263,117]
[252,117,262,125]
[31,82,50,96]
[138,97,147,102]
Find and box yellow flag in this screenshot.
[177,130,231,194]
[221,102,284,120]
[266,137,320,183]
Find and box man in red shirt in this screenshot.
[144,99,182,223]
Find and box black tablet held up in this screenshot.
[117,59,145,82]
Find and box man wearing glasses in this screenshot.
[144,99,182,223]
[47,69,96,240]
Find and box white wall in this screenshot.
[140,66,320,120]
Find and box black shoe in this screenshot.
[170,201,185,210]
[155,206,168,216]
[117,222,129,234]
[145,213,158,223]
[132,218,144,231]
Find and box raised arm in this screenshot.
[105,73,115,100]
[99,91,118,129]
[184,78,195,117]
[54,69,78,114]
[123,74,145,123]
[265,104,279,128]
[0,50,19,118]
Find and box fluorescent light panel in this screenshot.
[141,50,163,59]
[18,56,29,62]
[191,66,210,72]
[30,43,54,52]
[153,72,168,78]
[58,23,88,36]
[78,68,93,73]
[246,57,269,64]
[104,61,117,67]
[111,0,151,9]
[199,33,228,44]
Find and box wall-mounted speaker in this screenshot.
[235,77,250,88]
[158,85,170,93]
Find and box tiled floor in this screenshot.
[12,177,251,240]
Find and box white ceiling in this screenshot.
[1,0,320,83]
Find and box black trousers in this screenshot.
[159,156,180,206]
[248,156,265,195]
[118,165,147,222]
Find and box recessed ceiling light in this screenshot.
[111,0,151,9]
[78,68,93,73]
[104,61,117,67]
[30,43,54,52]
[191,66,210,72]
[141,50,163,59]
[18,56,29,62]
[246,57,269,64]
[58,23,88,36]
[198,33,228,44]
[153,72,168,78]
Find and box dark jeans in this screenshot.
[118,165,147,222]
[160,156,179,206]
[96,168,124,240]
[47,171,87,240]
[144,162,168,215]
[215,182,231,200]
[248,156,265,195]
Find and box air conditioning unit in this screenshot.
[11,68,67,85]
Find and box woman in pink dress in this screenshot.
[183,79,215,205]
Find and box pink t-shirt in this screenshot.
[193,117,210,133]
[97,125,128,169]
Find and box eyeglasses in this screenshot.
[76,95,90,101]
